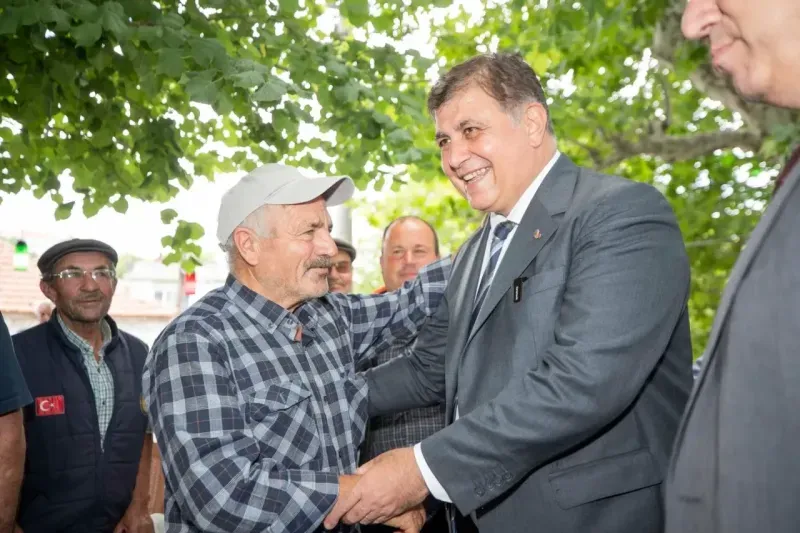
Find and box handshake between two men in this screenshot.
[325,448,429,532]
[144,51,695,533]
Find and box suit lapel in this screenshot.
[674,159,800,455]
[446,222,490,410]
[467,201,557,342]
[466,156,578,345]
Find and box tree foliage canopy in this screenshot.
[2,0,798,353]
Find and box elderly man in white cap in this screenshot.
[143,164,449,533]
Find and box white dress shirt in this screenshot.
[414,151,561,502]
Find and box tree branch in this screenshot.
[652,0,797,136]
[601,130,762,168]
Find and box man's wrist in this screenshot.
[413,443,452,502]
[127,497,150,513]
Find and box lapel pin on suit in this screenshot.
[534,229,542,239]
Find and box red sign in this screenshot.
[35,395,65,416]
[183,272,196,296]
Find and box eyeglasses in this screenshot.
[329,261,352,274]
[45,267,117,283]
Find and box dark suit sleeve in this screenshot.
[420,184,690,514]
[364,286,450,417]
[0,312,31,415]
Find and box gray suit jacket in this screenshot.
[366,156,694,533]
[665,159,800,533]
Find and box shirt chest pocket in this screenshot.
[245,381,321,469]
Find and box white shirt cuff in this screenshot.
[413,442,452,503]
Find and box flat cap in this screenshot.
[334,239,356,261]
[37,239,119,275]
[217,163,355,245]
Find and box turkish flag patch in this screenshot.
[35,395,65,416]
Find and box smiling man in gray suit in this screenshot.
[325,53,693,533]
[666,1,800,532]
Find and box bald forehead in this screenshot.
[384,218,436,246]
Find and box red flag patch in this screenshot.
[35,395,65,416]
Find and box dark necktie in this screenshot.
[470,220,515,329]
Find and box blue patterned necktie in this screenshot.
[470,220,515,329]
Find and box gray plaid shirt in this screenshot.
[143,258,449,533]
[358,339,446,462]
[57,313,114,450]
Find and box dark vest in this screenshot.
[13,314,148,533]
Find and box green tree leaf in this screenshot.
[100,2,130,40]
[252,79,286,102]
[157,48,184,75]
[55,202,75,220]
[190,37,228,68]
[112,197,129,213]
[72,21,103,47]
[342,0,370,27]
[230,70,266,89]
[184,73,219,104]
[161,208,178,224]
[0,9,19,35]
[41,6,72,32]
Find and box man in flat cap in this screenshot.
[12,239,154,533]
[143,163,450,533]
[329,238,356,294]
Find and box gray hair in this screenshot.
[221,204,275,270]
[427,52,555,134]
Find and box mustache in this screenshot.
[76,292,105,302]
[307,257,333,270]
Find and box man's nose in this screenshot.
[317,231,338,257]
[80,272,100,290]
[445,139,471,173]
[682,0,720,40]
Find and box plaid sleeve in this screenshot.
[143,326,339,533]
[345,255,451,366]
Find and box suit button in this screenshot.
[475,487,485,496]
[503,473,512,482]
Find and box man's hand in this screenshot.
[382,504,426,533]
[324,447,429,529]
[112,503,154,533]
[328,473,360,525]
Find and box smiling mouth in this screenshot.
[460,167,490,183]
[710,41,733,66]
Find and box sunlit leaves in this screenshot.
[2,0,796,353]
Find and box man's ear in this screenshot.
[39,280,57,304]
[233,228,261,267]
[523,102,549,148]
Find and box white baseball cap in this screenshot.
[216,163,355,244]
